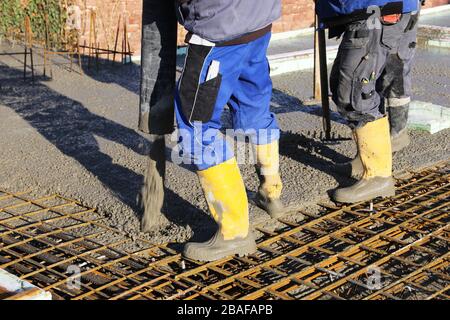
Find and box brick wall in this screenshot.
[275,0,316,32]
[71,0,142,60]
[426,0,450,7]
[75,0,449,58]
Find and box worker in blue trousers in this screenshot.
[175,0,284,262]
[316,0,422,203]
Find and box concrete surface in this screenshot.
[0,41,449,247]
[268,32,315,56]
[420,10,450,28]
[269,46,339,76]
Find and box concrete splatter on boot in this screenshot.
[389,101,410,152]
[336,102,411,179]
[254,141,285,218]
[255,172,285,218]
[182,158,257,262]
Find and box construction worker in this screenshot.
[175,0,284,261]
[316,0,421,203]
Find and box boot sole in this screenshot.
[334,184,396,204]
[183,241,257,262]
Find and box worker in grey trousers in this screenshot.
[332,9,420,183]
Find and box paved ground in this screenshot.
[0,38,449,247]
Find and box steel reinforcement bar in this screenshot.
[0,161,449,300]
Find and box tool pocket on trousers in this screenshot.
[351,56,378,113]
[340,22,370,49]
[189,74,222,123]
[178,44,216,123]
[380,14,410,50]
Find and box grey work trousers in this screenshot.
[330,12,419,127]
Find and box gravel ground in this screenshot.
[0,41,449,248]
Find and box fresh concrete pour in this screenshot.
[0,41,449,246]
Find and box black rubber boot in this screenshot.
[335,155,364,179]
[333,177,395,203]
[183,231,257,262]
[389,103,410,152]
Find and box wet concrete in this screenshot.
[420,10,450,27]
[269,33,314,56]
[408,47,450,107]
[0,41,448,246]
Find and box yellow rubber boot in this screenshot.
[335,104,411,179]
[333,117,395,203]
[183,158,257,262]
[254,141,285,218]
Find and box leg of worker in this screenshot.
[175,44,256,261]
[331,22,380,180]
[228,33,284,218]
[336,13,420,179]
[331,50,364,178]
[379,12,419,152]
[331,20,395,203]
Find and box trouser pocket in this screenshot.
[332,21,373,114]
[178,45,222,123]
[380,13,413,50]
[189,74,222,123]
[351,54,380,115]
[340,21,371,49]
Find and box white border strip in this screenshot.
[269,45,339,61]
[268,46,339,76]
